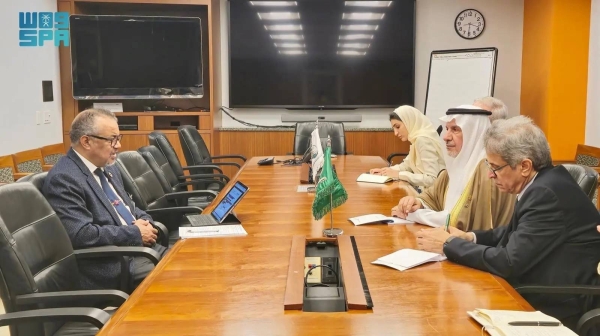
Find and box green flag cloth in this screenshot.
[312,146,348,220]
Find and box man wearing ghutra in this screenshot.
[393,105,515,231]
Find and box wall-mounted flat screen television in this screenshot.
[228,0,415,109]
[70,15,203,100]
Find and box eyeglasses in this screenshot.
[485,159,509,178]
[87,134,123,147]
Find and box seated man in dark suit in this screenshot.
[416,115,600,329]
[43,108,169,291]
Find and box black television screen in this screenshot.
[70,15,204,99]
[228,0,415,108]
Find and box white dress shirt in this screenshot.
[73,150,133,226]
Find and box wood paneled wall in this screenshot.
[215,130,410,178]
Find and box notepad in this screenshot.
[348,214,414,225]
[467,309,577,336]
[371,249,446,271]
[179,225,248,239]
[356,173,393,184]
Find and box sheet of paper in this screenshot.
[349,214,414,225]
[372,248,446,271]
[297,185,315,193]
[179,225,248,238]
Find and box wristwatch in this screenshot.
[443,236,457,248]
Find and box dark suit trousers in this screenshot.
[132,244,170,290]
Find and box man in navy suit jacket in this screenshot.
[416,116,600,330]
[43,108,168,291]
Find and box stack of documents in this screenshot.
[348,214,414,225]
[468,309,577,336]
[179,225,247,239]
[372,248,446,271]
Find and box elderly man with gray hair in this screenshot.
[473,96,508,121]
[416,115,600,330]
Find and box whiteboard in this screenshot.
[424,48,498,128]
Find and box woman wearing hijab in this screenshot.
[370,105,445,191]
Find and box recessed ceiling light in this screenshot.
[342,13,385,20]
[337,50,367,56]
[251,1,298,6]
[340,24,379,31]
[338,42,370,49]
[279,50,307,55]
[274,42,305,48]
[344,1,392,7]
[270,34,304,40]
[257,12,300,20]
[264,24,303,31]
[339,34,374,40]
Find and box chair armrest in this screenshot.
[153,221,169,247]
[180,173,230,183]
[73,246,161,265]
[386,152,409,164]
[577,308,600,336]
[210,154,247,162]
[0,308,110,329]
[197,162,241,169]
[182,164,224,174]
[15,290,128,308]
[164,190,219,202]
[145,206,203,217]
[515,285,600,296]
[174,179,226,191]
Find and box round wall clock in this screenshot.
[455,9,485,40]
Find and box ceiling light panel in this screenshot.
[270,34,304,40]
[344,1,392,7]
[339,34,374,40]
[337,50,367,56]
[274,42,305,48]
[251,1,298,6]
[338,42,370,49]
[264,24,303,31]
[340,24,379,31]
[342,12,385,20]
[279,50,307,55]
[258,12,300,20]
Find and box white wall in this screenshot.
[586,0,600,147]
[219,0,524,128]
[0,1,63,156]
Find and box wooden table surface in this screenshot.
[98,156,532,336]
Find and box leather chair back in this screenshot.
[177,125,214,189]
[16,172,47,191]
[138,145,181,194]
[0,183,79,335]
[148,131,186,178]
[562,163,599,200]
[115,151,172,211]
[293,122,346,156]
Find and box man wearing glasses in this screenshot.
[416,116,600,331]
[43,108,168,292]
[393,105,516,232]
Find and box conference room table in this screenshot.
[98,155,533,336]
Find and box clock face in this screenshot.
[455,9,485,39]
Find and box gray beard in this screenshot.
[447,151,458,158]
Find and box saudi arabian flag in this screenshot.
[312,146,348,220]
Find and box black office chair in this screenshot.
[177,126,247,190]
[386,125,443,166]
[115,151,218,246]
[138,145,228,207]
[0,183,160,336]
[562,164,599,200]
[148,131,229,193]
[291,122,349,156]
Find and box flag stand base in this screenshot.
[323,228,343,237]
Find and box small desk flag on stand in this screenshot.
[312,137,348,228]
[310,124,324,183]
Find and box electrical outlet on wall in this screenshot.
[36,111,42,125]
[44,111,51,124]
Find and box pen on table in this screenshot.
[508,321,561,326]
[444,214,450,232]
